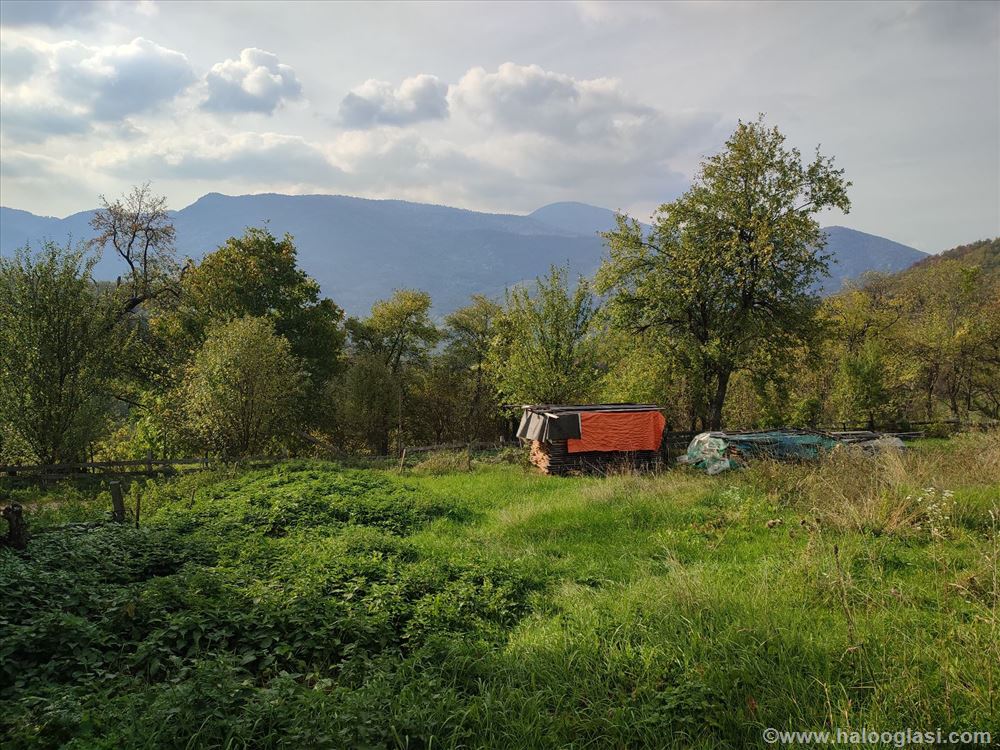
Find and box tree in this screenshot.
[90,183,178,316]
[180,317,305,457]
[168,227,345,383]
[489,265,601,404]
[597,328,698,429]
[443,296,503,438]
[0,243,119,463]
[328,354,397,454]
[834,339,897,429]
[346,290,439,376]
[598,117,851,429]
[896,259,997,420]
[339,290,439,454]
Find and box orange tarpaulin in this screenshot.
[566,411,666,454]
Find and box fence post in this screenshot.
[145,449,153,474]
[110,481,126,523]
[1,503,28,550]
[397,447,407,474]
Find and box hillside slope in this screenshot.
[820,226,927,287]
[1,194,926,314]
[907,237,1000,278]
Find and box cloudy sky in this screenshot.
[0,0,997,252]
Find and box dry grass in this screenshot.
[744,431,1000,536]
[410,449,474,475]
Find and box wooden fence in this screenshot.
[0,455,282,480]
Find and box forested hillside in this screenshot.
[1,195,925,314]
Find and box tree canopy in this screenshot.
[166,227,345,383]
[180,316,306,457]
[489,265,601,405]
[598,116,851,429]
[0,243,120,463]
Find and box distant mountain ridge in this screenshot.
[0,193,927,314]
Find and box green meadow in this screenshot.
[2,434,998,748]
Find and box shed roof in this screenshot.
[521,403,662,414]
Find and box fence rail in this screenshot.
[400,440,505,455]
[0,458,208,473]
[0,456,294,479]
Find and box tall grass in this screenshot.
[744,431,1000,536]
[3,436,998,748]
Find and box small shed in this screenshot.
[517,404,667,475]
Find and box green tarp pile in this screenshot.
[678,429,892,474]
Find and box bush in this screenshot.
[180,316,306,458]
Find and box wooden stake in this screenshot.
[1,503,28,550]
[110,481,126,523]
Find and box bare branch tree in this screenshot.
[89,183,179,316]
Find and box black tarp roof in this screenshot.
[521,403,662,414]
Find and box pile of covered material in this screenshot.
[517,404,666,475]
[679,429,905,474]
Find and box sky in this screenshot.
[0,0,997,253]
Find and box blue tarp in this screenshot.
[679,430,844,474]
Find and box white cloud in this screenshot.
[448,62,717,206]
[0,43,41,84]
[51,37,195,120]
[0,2,995,250]
[0,97,91,142]
[338,74,449,128]
[0,36,195,143]
[201,48,302,114]
[450,62,661,143]
[2,54,714,216]
[0,0,160,28]
[93,131,341,184]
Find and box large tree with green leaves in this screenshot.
[598,117,851,429]
[180,316,305,457]
[346,289,439,376]
[164,227,345,383]
[443,295,503,437]
[489,265,601,405]
[0,243,121,463]
[339,290,440,454]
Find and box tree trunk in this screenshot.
[708,369,731,431]
[377,428,391,457]
[2,504,29,550]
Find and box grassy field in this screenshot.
[2,434,998,748]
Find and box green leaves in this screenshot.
[489,264,602,404]
[0,464,540,748]
[598,116,851,428]
[180,316,306,457]
[164,227,345,384]
[0,242,124,463]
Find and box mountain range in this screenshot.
[0,194,927,315]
